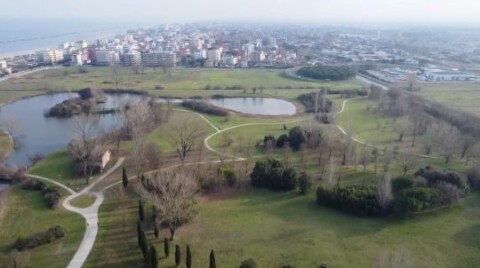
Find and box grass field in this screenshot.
[0,186,84,268]
[417,82,480,115]
[71,194,95,208]
[86,181,480,268]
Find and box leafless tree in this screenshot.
[382,145,394,173]
[125,101,154,174]
[360,145,370,187]
[169,115,207,167]
[109,63,122,89]
[460,135,476,160]
[394,120,410,142]
[68,116,99,184]
[0,116,23,149]
[299,142,308,171]
[281,142,292,168]
[135,170,199,240]
[435,123,461,163]
[264,139,274,159]
[398,154,417,176]
[324,159,337,188]
[143,142,163,170]
[376,172,392,213]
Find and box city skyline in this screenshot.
[1,0,480,26]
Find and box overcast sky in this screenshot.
[2,0,480,26]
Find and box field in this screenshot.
[85,182,480,268]
[417,82,480,115]
[0,186,84,268]
[0,67,360,105]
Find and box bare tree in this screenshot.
[460,135,476,160]
[135,171,199,240]
[398,154,417,176]
[143,142,163,170]
[394,120,410,142]
[125,101,154,174]
[109,63,122,89]
[434,123,461,163]
[382,145,394,173]
[169,115,207,167]
[0,116,23,149]
[68,116,99,184]
[324,159,337,188]
[282,142,292,169]
[360,145,370,187]
[376,172,392,213]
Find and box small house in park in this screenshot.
[91,148,111,172]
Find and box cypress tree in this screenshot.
[122,167,128,188]
[150,244,158,268]
[209,250,216,268]
[164,238,170,258]
[152,206,157,223]
[140,229,148,258]
[154,225,159,238]
[175,244,181,266]
[139,200,145,222]
[137,220,143,248]
[144,247,151,268]
[186,245,192,268]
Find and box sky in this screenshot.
[2,0,480,26]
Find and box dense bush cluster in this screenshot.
[466,167,480,190]
[316,186,382,216]
[316,168,467,217]
[297,65,357,81]
[13,225,65,250]
[250,159,297,191]
[21,179,61,209]
[181,100,229,116]
[297,92,333,113]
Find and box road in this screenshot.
[0,66,63,82]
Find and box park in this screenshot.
[0,66,480,267]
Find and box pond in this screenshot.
[208,97,296,116]
[0,92,147,165]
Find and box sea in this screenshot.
[0,18,135,58]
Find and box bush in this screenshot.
[415,167,468,192]
[298,173,312,195]
[221,168,237,187]
[263,135,276,147]
[13,226,65,250]
[181,100,229,116]
[297,92,333,113]
[297,65,357,81]
[316,186,382,216]
[250,159,297,191]
[239,258,257,268]
[392,177,414,195]
[276,134,289,148]
[21,179,60,209]
[466,167,480,190]
[393,187,443,215]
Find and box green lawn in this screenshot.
[86,182,480,268]
[417,82,480,115]
[71,194,95,208]
[0,186,84,268]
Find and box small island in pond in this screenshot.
[47,88,108,117]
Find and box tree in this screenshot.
[186,245,192,268]
[143,142,164,170]
[137,220,148,258]
[122,167,128,188]
[398,154,416,176]
[209,250,216,268]
[68,116,99,184]
[360,146,370,187]
[437,123,461,163]
[136,171,199,240]
[150,245,158,268]
[460,135,476,160]
[164,238,170,258]
[138,200,145,222]
[298,172,312,195]
[0,116,23,148]
[376,172,392,213]
[175,245,181,266]
[154,225,159,238]
[288,126,306,151]
[169,115,207,167]
[239,258,258,268]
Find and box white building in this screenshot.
[123,51,142,66]
[423,68,478,81]
[95,50,119,66]
[193,50,207,60]
[36,49,64,64]
[0,60,7,69]
[207,47,222,65]
[141,51,176,67]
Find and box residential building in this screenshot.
[141,51,176,67]
[123,51,142,66]
[94,49,119,66]
[36,49,64,64]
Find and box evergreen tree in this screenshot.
[140,228,148,258]
[154,225,159,238]
[175,244,181,266]
[144,247,152,268]
[186,245,192,268]
[164,238,170,258]
[139,200,145,222]
[150,244,158,268]
[122,167,128,188]
[209,250,216,268]
[152,205,157,223]
[137,220,143,248]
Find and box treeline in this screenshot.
[21,178,61,209]
[297,92,333,113]
[13,226,65,250]
[181,100,229,116]
[297,65,357,81]
[316,167,467,217]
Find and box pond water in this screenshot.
[0,92,147,165]
[208,97,296,116]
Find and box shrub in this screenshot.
[263,135,276,147]
[22,179,60,209]
[221,168,237,187]
[154,85,165,90]
[298,173,313,195]
[415,167,468,192]
[239,258,257,268]
[13,225,65,250]
[181,100,229,116]
[250,159,297,191]
[297,92,333,113]
[316,186,382,216]
[288,127,306,151]
[392,177,414,195]
[466,167,480,190]
[276,134,289,148]
[393,187,442,215]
